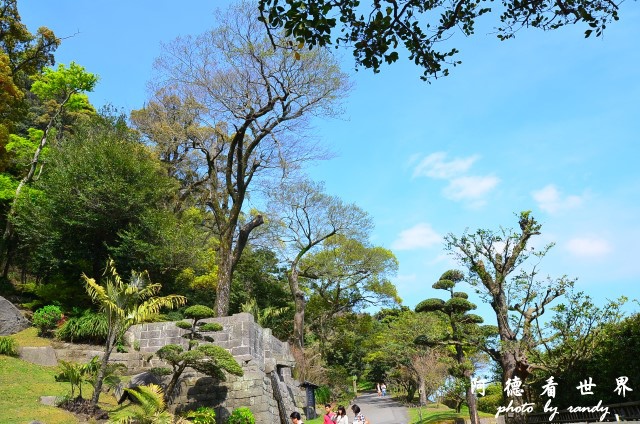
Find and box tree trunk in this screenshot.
[288,267,305,350]
[407,384,417,403]
[213,215,263,317]
[164,363,187,404]
[418,376,427,406]
[91,331,117,408]
[466,385,480,424]
[500,350,529,424]
[214,245,233,317]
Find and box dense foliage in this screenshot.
[258,0,622,80]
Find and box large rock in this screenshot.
[0,295,30,335]
[114,371,164,404]
[18,346,58,366]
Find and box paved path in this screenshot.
[348,391,410,424]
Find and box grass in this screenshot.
[0,327,122,424]
[0,355,79,423]
[12,326,53,347]
[408,403,495,424]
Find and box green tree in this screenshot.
[268,178,373,349]
[303,235,400,351]
[1,62,97,272]
[131,1,349,317]
[444,212,572,420]
[11,112,185,304]
[258,0,622,80]
[528,293,630,406]
[0,0,60,131]
[415,270,493,422]
[83,259,186,408]
[229,246,291,316]
[369,310,449,403]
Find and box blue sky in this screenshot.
[20,1,640,322]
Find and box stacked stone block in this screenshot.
[124,312,305,423]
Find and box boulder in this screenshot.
[114,371,164,404]
[0,295,30,336]
[18,346,58,366]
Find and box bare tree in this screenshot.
[131,1,349,316]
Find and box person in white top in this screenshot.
[335,405,349,424]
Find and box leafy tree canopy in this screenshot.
[258,0,621,80]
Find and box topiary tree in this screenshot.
[174,305,222,343]
[156,304,241,403]
[415,269,495,424]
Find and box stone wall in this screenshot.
[124,312,305,423]
[52,341,159,371]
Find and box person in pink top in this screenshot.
[324,404,337,423]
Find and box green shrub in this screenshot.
[162,311,184,321]
[476,383,502,414]
[227,407,255,424]
[55,356,99,399]
[199,322,222,332]
[315,385,331,404]
[32,305,63,336]
[149,367,173,376]
[175,321,192,330]
[0,336,18,356]
[56,309,108,344]
[186,406,216,423]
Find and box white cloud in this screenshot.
[565,237,612,258]
[532,184,584,214]
[444,175,501,201]
[392,223,442,250]
[411,152,499,207]
[412,152,478,179]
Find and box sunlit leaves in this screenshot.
[30,62,98,102]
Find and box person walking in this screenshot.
[381,382,387,396]
[290,411,304,424]
[377,382,381,397]
[351,404,368,424]
[335,405,349,424]
[324,404,337,423]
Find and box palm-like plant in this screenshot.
[84,259,186,408]
[108,384,188,424]
[55,356,99,399]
